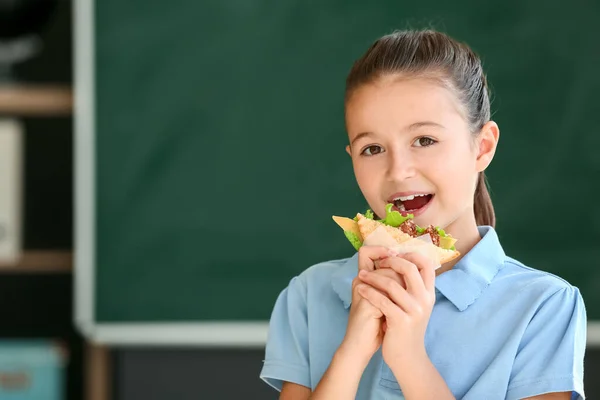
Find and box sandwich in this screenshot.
[332,203,460,264]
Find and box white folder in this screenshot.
[0,118,23,265]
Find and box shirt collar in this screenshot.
[434,226,505,311]
[331,226,505,312]
[331,253,359,309]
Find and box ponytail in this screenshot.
[474,172,495,227]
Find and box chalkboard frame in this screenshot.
[73,0,600,348]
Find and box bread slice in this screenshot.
[355,213,413,244]
[392,235,461,265]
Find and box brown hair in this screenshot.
[344,29,495,227]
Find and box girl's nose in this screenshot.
[385,150,416,182]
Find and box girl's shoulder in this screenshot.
[490,254,586,321]
[499,255,580,295]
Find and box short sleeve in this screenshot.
[259,276,311,392]
[507,286,587,400]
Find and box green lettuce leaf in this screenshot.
[353,207,375,221]
[380,203,413,227]
[344,230,363,251]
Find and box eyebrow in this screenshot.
[350,131,373,146]
[406,121,446,131]
[350,121,445,146]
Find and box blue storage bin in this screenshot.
[0,340,66,400]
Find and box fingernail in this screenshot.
[388,249,399,257]
[358,270,367,277]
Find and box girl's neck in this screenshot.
[436,210,482,276]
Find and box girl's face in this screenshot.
[345,76,498,235]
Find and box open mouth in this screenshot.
[391,193,433,215]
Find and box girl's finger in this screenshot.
[378,256,426,299]
[358,270,418,314]
[357,245,396,272]
[369,267,406,289]
[400,252,436,295]
[357,283,404,321]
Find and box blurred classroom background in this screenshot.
[0,0,599,399]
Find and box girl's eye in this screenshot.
[361,145,384,156]
[413,137,437,147]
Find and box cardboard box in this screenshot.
[0,340,67,400]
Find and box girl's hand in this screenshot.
[338,245,395,364]
[356,252,437,368]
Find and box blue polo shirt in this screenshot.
[259,226,587,399]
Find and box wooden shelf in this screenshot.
[0,250,72,273]
[86,344,112,400]
[0,84,73,116]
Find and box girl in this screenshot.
[259,29,586,400]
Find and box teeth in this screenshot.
[393,193,430,201]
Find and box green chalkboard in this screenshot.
[76,0,600,342]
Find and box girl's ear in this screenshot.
[475,121,500,173]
